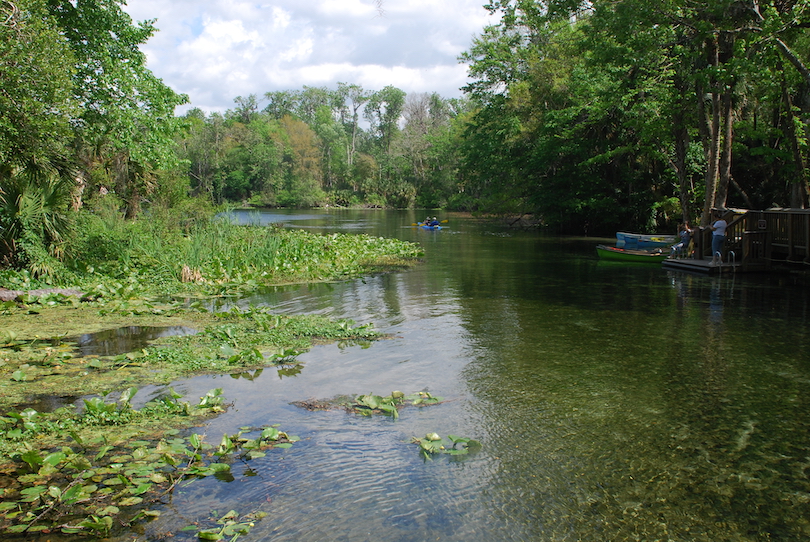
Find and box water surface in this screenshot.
[137,209,810,541]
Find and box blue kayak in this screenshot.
[419,223,442,230]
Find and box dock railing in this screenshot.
[694,209,771,271]
[759,208,810,262]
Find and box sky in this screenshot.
[121,0,498,115]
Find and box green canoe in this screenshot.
[596,244,669,263]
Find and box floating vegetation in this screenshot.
[292,390,444,419]
[353,390,443,419]
[0,388,298,537]
[188,509,268,541]
[410,433,482,460]
[0,306,382,406]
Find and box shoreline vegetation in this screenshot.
[0,204,423,538]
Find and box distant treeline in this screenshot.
[177,85,471,210]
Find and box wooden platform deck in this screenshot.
[662,258,742,275]
[662,208,810,275]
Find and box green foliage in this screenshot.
[1,0,190,268]
[351,390,443,419]
[0,387,296,537]
[192,509,268,542]
[47,0,189,170]
[411,432,482,460]
[459,0,810,231]
[0,0,77,167]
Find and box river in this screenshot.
[135,209,810,542]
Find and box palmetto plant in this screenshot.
[0,153,76,274]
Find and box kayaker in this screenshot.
[430,217,439,226]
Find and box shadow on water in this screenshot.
[69,325,198,357]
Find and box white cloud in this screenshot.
[122,0,497,114]
[271,6,291,29]
[279,37,315,63]
[316,0,377,18]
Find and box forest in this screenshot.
[2,0,810,274]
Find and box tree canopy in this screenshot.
[1,0,187,268]
[458,0,810,231]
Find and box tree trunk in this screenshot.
[71,171,86,211]
[781,67,808,208]
[672,75,692,225]
[700,36,721,226]
[715,32,736,210]
[715,84,734,209]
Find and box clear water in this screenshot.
[132,209,810,541]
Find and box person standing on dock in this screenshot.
[709,212,727,264]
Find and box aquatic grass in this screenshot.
[128,308,381,381]
[54,207,422,298]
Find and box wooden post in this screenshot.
[802,213,810,263]
[788,212,796,260]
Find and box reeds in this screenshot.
[64,206,422,295]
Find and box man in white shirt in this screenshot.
[709,212,727,264]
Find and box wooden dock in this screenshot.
[660,208,810,275]
[662,258,741,275]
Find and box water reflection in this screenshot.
[72,325,197,356]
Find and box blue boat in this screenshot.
[415,219,444,230]
[616,232,676,249]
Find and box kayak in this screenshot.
[596,244,669,263]
[417,223,442,230]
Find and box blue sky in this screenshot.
[122,0,497,114]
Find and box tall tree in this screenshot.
[0,0,78,267]
[231,94,260,124]
[337,82,369,167]
[364,85,406,154]
[46,0,188,218]
[263,90,300,120]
